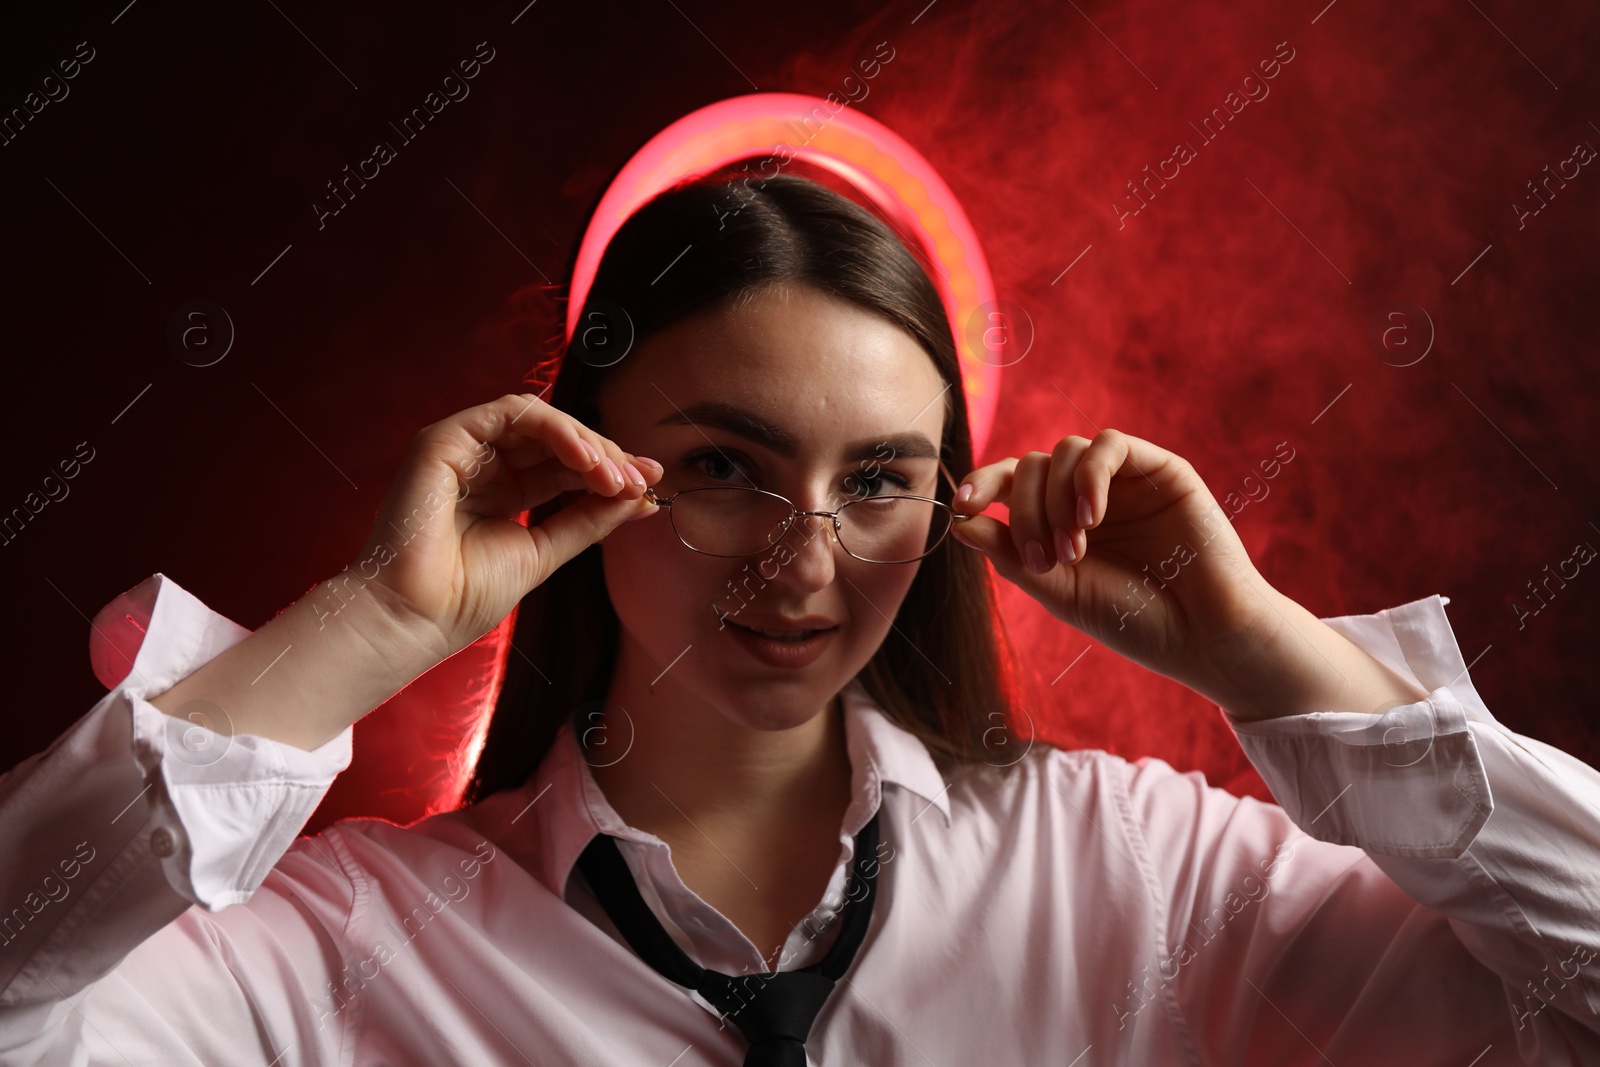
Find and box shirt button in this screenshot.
[150,827,176,858]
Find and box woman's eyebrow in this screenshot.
[654,400,938,462]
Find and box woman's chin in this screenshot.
[705,682,844,734]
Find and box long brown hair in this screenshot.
[461,170,1030,806]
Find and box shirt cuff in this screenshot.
[105,573,354,909]
[1224,594,1493,859]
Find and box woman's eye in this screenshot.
[842,469,913,498]
[687,451,753,483]
[686,451,916,496]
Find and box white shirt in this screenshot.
[1,572,1598,1066]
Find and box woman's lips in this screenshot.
[724,620,838,668]
[728,621,826,641]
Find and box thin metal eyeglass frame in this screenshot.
[641,457,975,564]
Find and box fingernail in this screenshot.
[1054,527,1076,563]
[602,456,623,486]
[582,443,601,467]
[1025,539,1048,574]
[1077,494,1094,528]
[634,455,662,475]
[623,462,646,488]
[956,482,973,504]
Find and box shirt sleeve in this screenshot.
[0,573,357,1063]
[1119,594,1600,1064]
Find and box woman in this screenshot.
[1,173,1596,1065]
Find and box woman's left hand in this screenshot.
[950,429,1290,702]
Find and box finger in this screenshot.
[548,410,652,498]
[1071,428,1133,538]
[498,438,570,470]
[530,407,660,499]
[500,394,631,497]
[949,513,1029,582]
[461,444,666,520]
[1068,428,1184,537]
[1047,435,1093,565]
[525,489,658,584]
[455,458,580,519]
[487,393,660,498]
[515,458,610,513]
[428,393,609,500]
[499,438,662,486]
[1008,452,1056,574]
[953,456,1018,514]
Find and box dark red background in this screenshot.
[3,0,1596,827]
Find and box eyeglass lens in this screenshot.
[670,488,952,563]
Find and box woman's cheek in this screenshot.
[601,525,692,641]
[850,567,918,654]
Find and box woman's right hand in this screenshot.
[351,392,660,664]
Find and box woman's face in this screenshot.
[595,282,950,732]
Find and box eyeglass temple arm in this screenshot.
[938,457,976,522]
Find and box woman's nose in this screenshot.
[764,511,842,584]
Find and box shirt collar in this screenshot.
[488,677,953,899]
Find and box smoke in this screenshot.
[773,0,1600,794]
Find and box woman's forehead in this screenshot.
[598,286,946,442]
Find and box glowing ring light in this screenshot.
[566,92,1001,458]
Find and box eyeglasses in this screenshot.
[642,458,973,564]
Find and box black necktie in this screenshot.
[575,811,882,1066]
